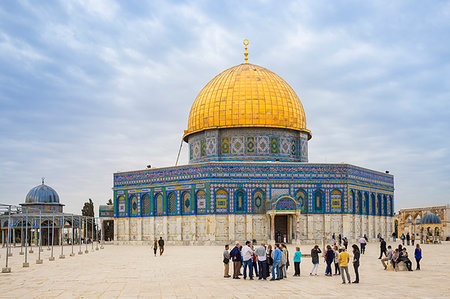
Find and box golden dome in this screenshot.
[184,63,311,141]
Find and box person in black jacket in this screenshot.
[352,244,360,283]
[325,245,335,276]
[230,243,242,279]
[378,238,387,259]
[310,245,322,276]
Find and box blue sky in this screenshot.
[0,0,449,214]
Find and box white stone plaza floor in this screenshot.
[0,241,449,298]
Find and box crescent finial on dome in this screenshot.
[243,39,249,64]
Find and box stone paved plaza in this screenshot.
[0,242,449,298]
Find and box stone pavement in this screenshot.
[0,242,449,298]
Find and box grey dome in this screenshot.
[25,180,60,204]
[421,213,441,224]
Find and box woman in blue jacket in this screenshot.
[325,245,335,276]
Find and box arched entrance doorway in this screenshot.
[267,196,301,244]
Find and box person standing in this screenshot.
[252,247,259,277]
[255,243,267,280]
[333,245,340,275]
[338,246,351,284]
[310,245,322,276]
[352,244,360,283]
[338,234,342,246]
[325,245,334,276]
[293,247,302,276]
[158,237,165,256]
[406,233,410,246]
[343,237,348,249]
[381,245,393,270]
[266,244,273,278]
[270,244,281,280]
[332,233,336,244]
[414,244,422,270]
[359,236,367,254]
[392,231,396,242]
[223,244,231,278]
[411,233,415,246]
[378,238,387,259]
[401,233,405,245]
[152,238,158,257]
[230,243,242,279]
[280,244,287,279]
[241,241,254,280]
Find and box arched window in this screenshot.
[154,193,163,214]
[349,190,355,214]
[388,196,393,216]
[235,189,246,213]
[253,189,265,214]
[370,193,375,215]
[356,191,362,214]
[181,191,191,215]
[313,189,324,212]
[117,195,126,217]
[129,195,138,216]
[196,190,206,214]
[167,192,177,215]
[296,189,307,213]
[215,189,228,213]
[141,194,150,216]
[383,195,387,216]
[330,189,342,212]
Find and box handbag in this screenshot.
[223,257,230,264]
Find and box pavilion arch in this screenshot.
[215,189,228,213]
[154,193,163,215]
[364,192,369,215]
[377,194,382,216]
[383,195,387,216]
[117,195,126,217]
[252,189,265,214]
[235,189,246,213]
[295,189,307,213]
[313,189,324,212]
[141,193,150,216]
[370,193,375,215]
[196,189,206,214]
[357,191,363,214]
[167,192,177,215]
[181,191,191,215]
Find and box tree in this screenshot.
[81,199,95,239]
[104,199,114,241]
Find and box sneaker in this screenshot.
[249,277,254,280]
[352,281,359,284]
[235,277,240,279]
[270,278,276,281]
[342,282,346,284]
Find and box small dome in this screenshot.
[421,213,441,224]
[25,180,60,204]
[184,63,311,141]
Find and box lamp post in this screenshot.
[59,214,65,259]
[36,210,43,264]
[84,217,89,254]
[23,209,29,267]
[78,216,82,255]
[2,205,12,273]
[49,212,55,261]
[70,214,75,256]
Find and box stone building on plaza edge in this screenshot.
[113,43,394,245]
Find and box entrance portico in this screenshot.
[267,196,301,244]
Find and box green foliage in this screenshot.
[82,198,94,217]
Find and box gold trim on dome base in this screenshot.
[184,63,311,142]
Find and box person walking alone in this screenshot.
[406,233,410,246]
[378,238,387,259]
[359,236,367,254]
[352,244,360,283]
[338,246,351,284]
[411,233,415,246]
[310,245,321,276]
[152,238,158,257]
[223,244,231,278]
[280,244,287,279]
[414,244,422,270]
[230,243,242,279]
[293,247,302,276]
[158,237,165,256]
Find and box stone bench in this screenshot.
[386,261,407,271]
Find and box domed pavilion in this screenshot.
[21,178,64,213]
[112,41,395,245]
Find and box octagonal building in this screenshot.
[113,46,394,245]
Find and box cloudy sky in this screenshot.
[1,0,449,214]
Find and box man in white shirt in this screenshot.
[241,240,254,280]
[255,242,267,280]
